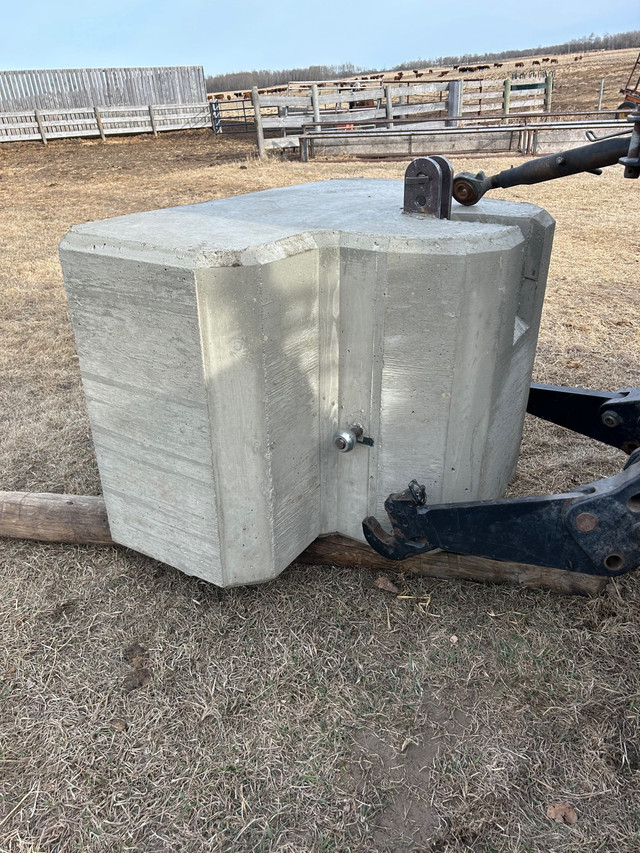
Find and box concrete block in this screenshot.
[60,180,554,587]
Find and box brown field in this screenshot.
[1,46,640,853]
[414,46,640,113]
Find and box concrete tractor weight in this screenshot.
[59,173,554,587]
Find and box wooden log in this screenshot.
[297,534,608,597]
[0,491,113,545]
[384,85,394,129]
[0,491,608,594]
[503,78,511,115]
[94,106,106,140]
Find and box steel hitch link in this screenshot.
[363,384,640,577]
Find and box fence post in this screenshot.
[384,85,394,129]
[503,78,511,115]
[251,87,266,159]
[94,106,106,140]
[544,74,553,112]
[311,84,320,132]
[597,78,605,111]
[209,100,221,133]
[34,109,47,145]
[446,80,462,127]
[148,105,158,136]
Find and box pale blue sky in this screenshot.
[1,0,636,75]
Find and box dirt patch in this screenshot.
[349,696,469,851]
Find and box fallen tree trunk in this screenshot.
[0,491,607,595]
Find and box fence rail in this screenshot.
[251,76,553,157]
[0,102,214,143]
[0,74,554,148]
[299,116,626,161]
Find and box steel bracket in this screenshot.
[403,156,454,219]
[363,384,640,577]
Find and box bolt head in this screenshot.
[575,512,598,532]
[601,410,622,428]
[333,429,356,452]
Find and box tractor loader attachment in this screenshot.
[363,385,640,577]
[452,112,640,205]
[364,117,640,580]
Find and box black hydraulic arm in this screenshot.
[362,451,640,577]
[452,114,639,205]
[527,384,640,455]
[363,384,640,577]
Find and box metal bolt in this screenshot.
[575,512,598,532]
[601,410,622,428]
[556,156,566,166]
[333,425,363,453]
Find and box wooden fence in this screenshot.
[252,76,553,157]
[0,102,215,143]
[0,66,206,111]
[0,74,553,148]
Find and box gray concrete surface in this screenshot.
[60,179,554,587]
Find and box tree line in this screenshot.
[206,30,639,93]
[206,64,365,94]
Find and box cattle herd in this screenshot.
[211,54,580,100]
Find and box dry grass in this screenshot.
[1,99,640,852]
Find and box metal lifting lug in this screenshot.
[403,157,454,219]
[363,383,640,578]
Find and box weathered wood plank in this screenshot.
[34,109,47,144]
[389,82,448,97]
[258,95,311,108]
[462,90,504,101]
[392,102,448,117]
[0,66,206,111]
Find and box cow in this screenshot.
[494,62,503,68]
[532,60,540,66]
[515,62,524,68]
[550,58,558,64]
